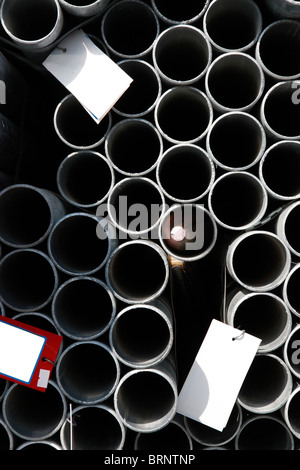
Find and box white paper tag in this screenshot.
[177,319,261,432]
[43,29,133,123]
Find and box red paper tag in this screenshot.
[0,316,62,391]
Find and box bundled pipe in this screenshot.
[276,201,300,257]
[109,298,173,368]
[56,341,120,405]
[0,419,14,450]
[203,0,263,53]
[113,60,161,118]
[150,0,209,25]
[156,144,215,204]
[105,119,163,176]
[57,151,115,209]
[283,264,300,318]
[205,52,265,113]
[158,203,218,262]
[235,415,294,450]
[48,212,116,276]
[13,312,62,339]
[262,0,300,19]
[152,25,212,86]
[58,0,110,17]
[0,184,66,249]
[283,323,300,378]
[208,171,268,231]
[60,404,126,450]
[114,358,177,433]
[2,381,67,441]
[52,276,116,341]
[0,0,64,50]
[154,86,213,144]
[206,111,266,172]
[226,230,291,292]
[259,141,300,201]
[283,386,300,440]
[237,353,293,414]
[226,289,292,353]
[0,249,58,312]
[17,440,62,450]
[101,0,159,59]
[54,94,112,150]
[105,239,169,304]
[184,402,242,448]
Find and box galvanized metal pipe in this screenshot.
[263,0,300,18]
[58,0,110,17]
[0,419,14,450]
[283,324,300,377]
[276,201,300,257]
[283,264,300,319]
[150,0,209,25]
[17,440,62,450]
[283,386,300,440]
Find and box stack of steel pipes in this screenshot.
[0,0,299,451]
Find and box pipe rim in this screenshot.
[134,418,193,450]
[276,201,300,256]
[58,0,110,17]
[150,0,210,25]
[283,324,300,377]
[283,264,300,318]
[283,386,300,439]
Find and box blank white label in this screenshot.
[0,321,46,384]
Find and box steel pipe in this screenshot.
[283,386,300,439]
[283,324,300,378]
[57,151,115,209]
[235,415,294,450]
[105,240,169,304]
[256,20,300,81]
[226,289,292,353]
[184,402,242,447]
[0,184,66,248]
[101,0,159,59]
[152,25,212,86]
[109,298,173,368]
[158,204,218,262]
[237,353,293,414]
[150,0,209,25]
[283,264,300,318]
[0,419,14,450]
[206,111,266,171]
[105,119,163,176]
[259,141,300,201]
[0,249,58,312]
[226,230,291,292]
[58,0,110,17]
[17,440,62,450]
[56,341,120,404]
[113,60,161,118]
[2,381,67,441]
[13,312,62,339]
[156,144,215,203]
[208,172,268,231]
[203,0,263,53]
[48,212,115,276]
[114,358,177,433]
[52,276,116,341]
[205,52,265,113]
[260,81,300,140]
[54,94,112,150]
[276,201,300,257]
[263,0,300,18]
[60,404,126,450]
[0,0,63,50]
[154,86,213,144]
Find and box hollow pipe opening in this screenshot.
[134,418,193,450]
[283,265,300,319]
[277,201,300,257]
[150,0,209,25]
[58,0,110,17]
[17,440,62,450]
[0,420,13,450]
[284,387,300,439]
[13,312,62,337]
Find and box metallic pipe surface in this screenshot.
[0,184,66,248]
[109,298,173,368]
[0,249,58,312]
[105,240,169,304]
[206,111,266,171]
[54,94,112,150]
[238,353,293,414]
[203,0,263,53]
[184,402,242,447]
[226,289,292,353]
[105,119,163,176]
[152,25,212,86]
[58,0,110,17]
[52,276,116,341]
[2,381,67,441]
[56,341,120,404]
[226,230,291,292]
[101,0,159,59]
[0,0,63,49]
[208,171,268,231]
[114,358,177,433]
[205,52,265,113]
[235,415,294,450]
[154,86,213,144]
[17,440,62,450]
[150,0,209,25]
[0,419,14,450]
[158,204,218,262]
[283,324,300,378]
[283,387,300,439]
[156,144,215,203]
[60,404,126,450]
[113,60,161,118]
[57,151,115,209]
[276,201,300,257]
[13,312,62,338]
[283,264,300,318]
[259,140,300,200]
[263,0,300,18]
[256,20,300,80]
[48,212,116,276]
